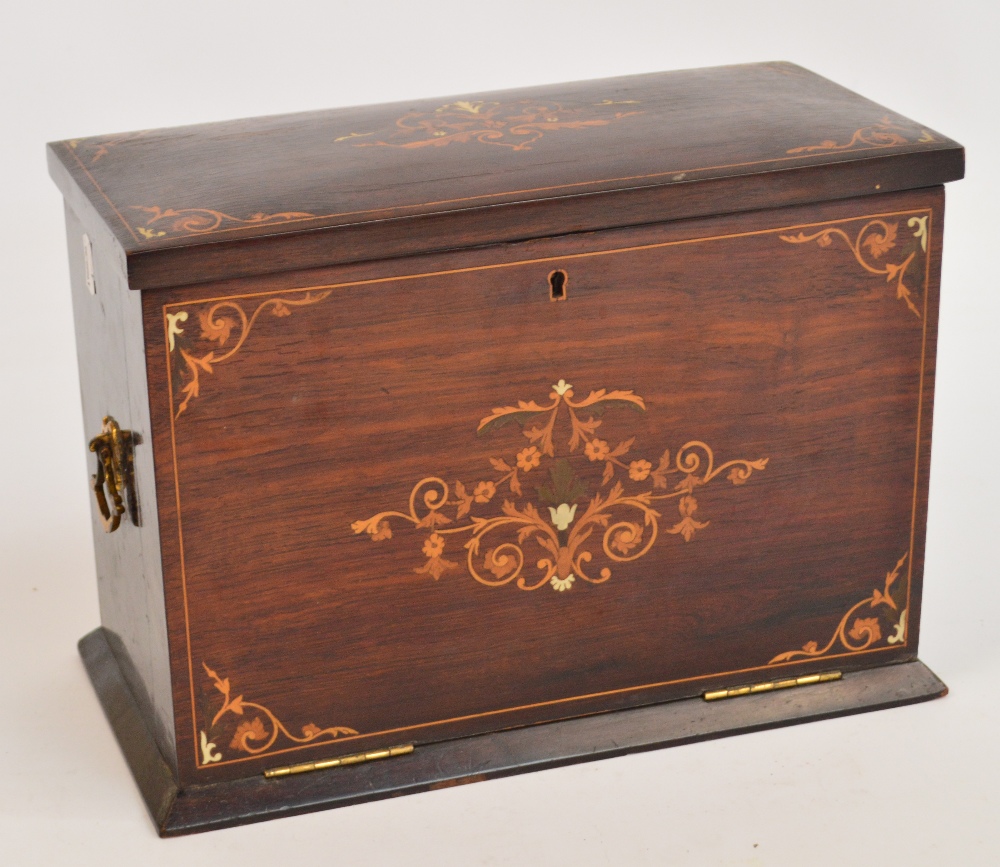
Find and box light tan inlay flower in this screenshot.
[516,446,541,472]
[584,439,610,462]
[628,460,652,481]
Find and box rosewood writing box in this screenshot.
[48,62,964,836]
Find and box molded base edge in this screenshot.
[79,626,948,837]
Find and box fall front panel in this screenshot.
[158,200,934,776]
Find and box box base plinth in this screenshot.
[79,627,947,837]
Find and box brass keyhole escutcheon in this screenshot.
[548,269,568,301]
[88,416,136,533]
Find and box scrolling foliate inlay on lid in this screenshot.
[352,381,768,592]
[786,116,939,155]
[53,64,961,266]
[334,98,643,151]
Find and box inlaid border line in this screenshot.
[906,209,933,618]
[64,143,140,243]
[163,208,935,311]
[74,136,947,244]
[163,206,932,770]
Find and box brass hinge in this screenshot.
[264,744,413,779]
[703,671,842,701]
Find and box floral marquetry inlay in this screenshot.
[780,214,930,318]
[135,205,318,239]
[337,98,643,152]
[198,663,357,765]
[166,292,332,418]
[786,116,938,155]
[769,553,909,664]
[352,381,769,592]
[68,131,148,164]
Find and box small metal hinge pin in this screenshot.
[263,744,414,779]
[703,671,842,701]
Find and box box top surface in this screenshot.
[48,62,963,289]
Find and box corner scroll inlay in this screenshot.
[780,215,930,318]
[769,553,909,663]
[786,116,936,154]
[199,662,357,765]
[135,205,318,238]
[166,292,332,418]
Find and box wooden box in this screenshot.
[48,62,964,836]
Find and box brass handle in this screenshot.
[88,416,134,533]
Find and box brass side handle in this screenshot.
[88,416,136,533]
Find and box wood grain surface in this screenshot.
[46,63,962,290]
[137,187,943,786]
[78,626,948,837]
[63,205,177,771]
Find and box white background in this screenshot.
[2,1,997,864]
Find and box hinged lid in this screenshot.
[48,61,963,291]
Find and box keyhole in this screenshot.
[549,269,567,301]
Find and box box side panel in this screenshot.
[142,188,941,786]
[64,203,176,772]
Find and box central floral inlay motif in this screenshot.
[352,381,769,592]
